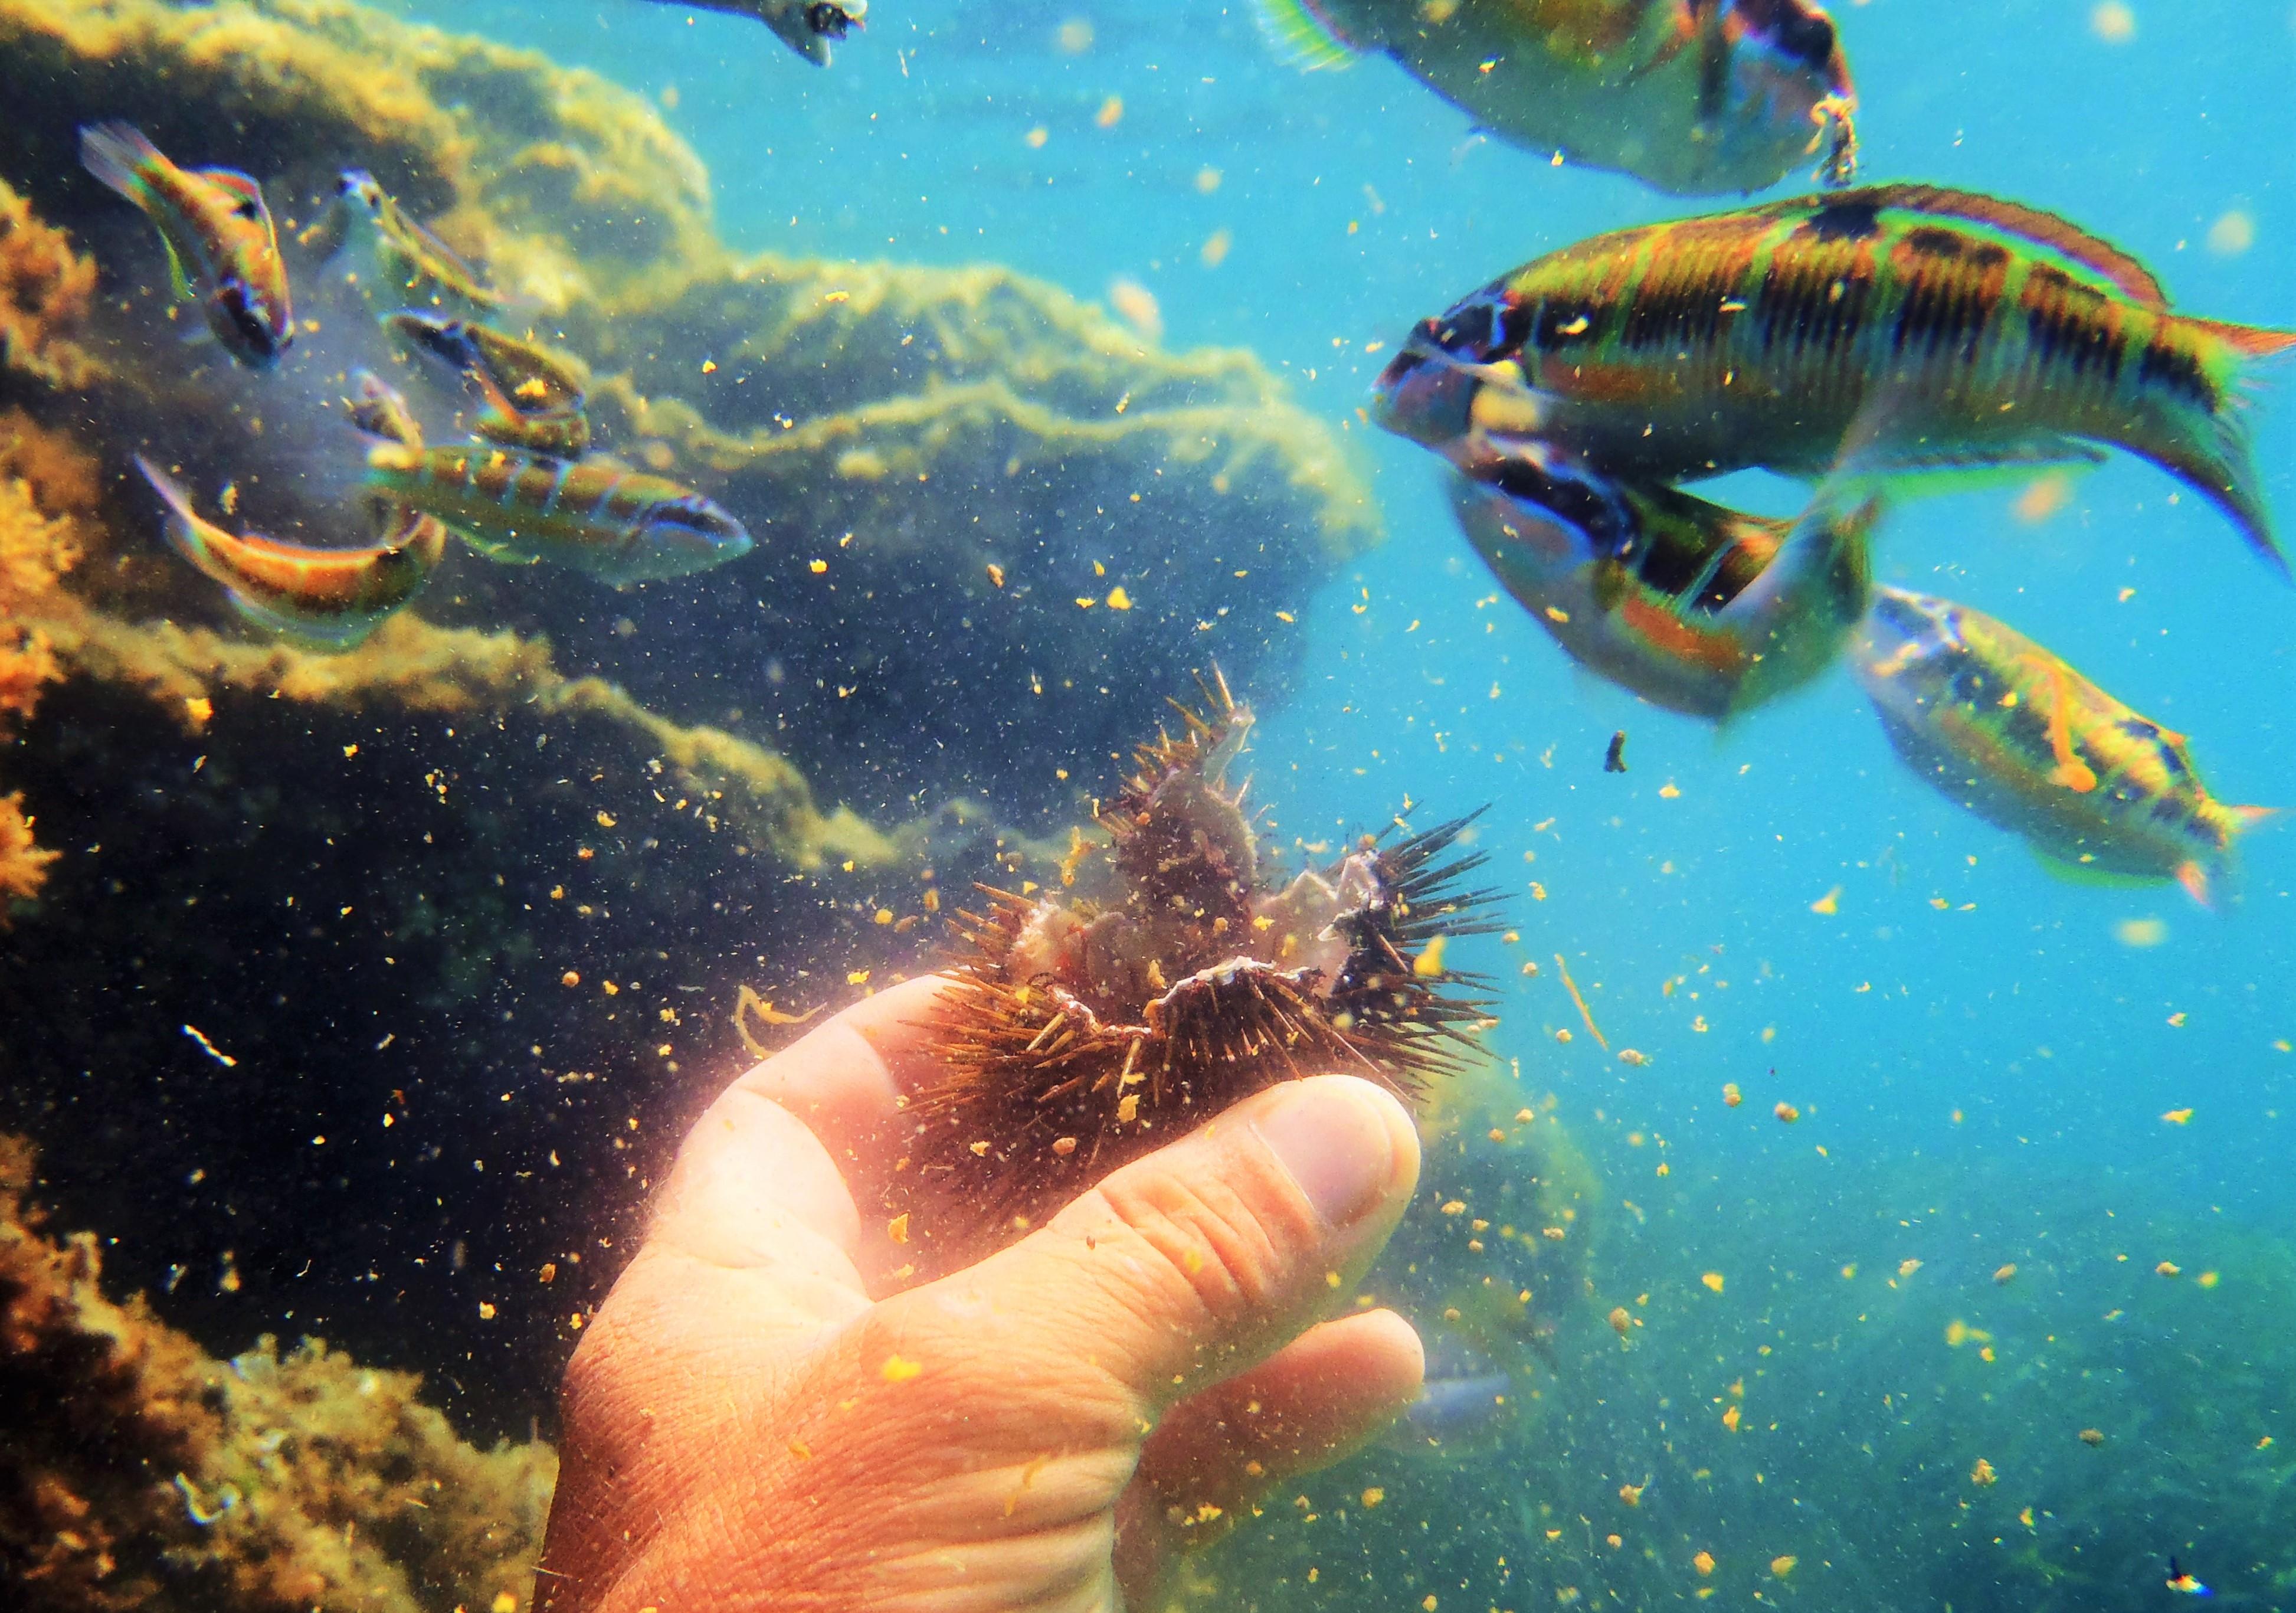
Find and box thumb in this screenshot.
[882,1074,1420,1430]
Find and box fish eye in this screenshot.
[1738,0,1839,72]
[1436,302,1494,355]
[804,2,854,38]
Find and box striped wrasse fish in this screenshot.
[1373,185,2296,568]
[385,312,592,458]
[136,456,441,647]
[1449,434,1874,720]
[78,123,293,369]
[315,171,509,322]
[1855,586,2272,906]
[1253,0,1856,195]
[362,439,751,583]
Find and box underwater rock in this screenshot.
[901,673,1500,1241]
[0,177,98,388]
[0,1134,552,1613]
[1,0,1375,820]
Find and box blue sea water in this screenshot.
[373,1,2296,1605]
[38,0,2296,1605]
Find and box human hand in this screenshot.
[534,974,1426,1613]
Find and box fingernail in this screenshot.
[1253,1079,1398,1228]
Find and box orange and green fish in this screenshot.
[318,171,509,322]
[355,381,749,584]
[1255,0,1856,195]
[136,456,443,647]
[79,122,293,369]
[1855,586,2272,906]
[1448,434,1875,719]
[385,312,591,458]
[1373,185,2295,568]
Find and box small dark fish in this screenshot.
[79,122,293,369]
[385,312,591,458]
[643,0,865,64]
[1604,731,1629,773]
[320,170,508,321]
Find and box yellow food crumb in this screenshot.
[887,1213,910,1244]
[1105,585,1133,610]
[1701,1272,1725,1293]
[1771,1556,1797,1578]
[1774,1102,1799,1124]
[1970,1457,1996,1486]
[1413,935,1449,977]
[880,1354,923,1383]
[2157,1261,2181,1278]
[1694,1550,1716,1576]
[1361,1487,1385,1508]
[2161,1107,2193,1124]
[1722,1082,1742,1107]
[809,558,828,574]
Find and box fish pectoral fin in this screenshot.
[454,529,545,566]
[1253,0,1362,71]
[158,233,198,302]
[2026,848,2159,892]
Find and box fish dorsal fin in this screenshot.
[1253,0,1361,70]
[1844,185,2168,305]
[198,167,271,222]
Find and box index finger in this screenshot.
[646,973,958,1299]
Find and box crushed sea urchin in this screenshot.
[902,671,1501,1231]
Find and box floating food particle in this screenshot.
[1275,610,1295,623]
[887,1213,910,1245]
[1701,1272,1725,1293]
[539,1262,556,1284]
[1095,95,1124,127]
[1840,1264,1857,1278]
[880,1354,923,1383]
[1076,596,1098,609]
[1721,1404,1741,1432]
[1108,276,1162,341]
[561,970,580,987]
[1609,1306,1633,1336]
[1414,935,1450,977]
[184,695,213,729]
[1620,1481,1643,1506]
[2198,1270,2220,1288]
[2167,1011,2187,1028]
[1809,886,1841,915]
[1025,126,1049,148]
[2079,1427,2105,1445]
[2208,210,2257,256]
[1052,1136,1077,1156]
[1554,954,1609,1050]
[809,558,828,574]
[1722,1082,1742,1108]
[1774,1102,1799,1124]
[1693,1551,1716,1576]
[2012,473,2074,525]
[1361,1487,1385,1509]
[602,980,620,996]
[1898,1258,1922,1278]
[1771,1556,1797,1578]
[1994,1263,2017,1284]
[1658,783,1681,799]
[985,563,1005,588]
[2091,1,2136,42]
[1440,1199,1466,1216]
[2161,1107,2194,1124]
[2115,917,2167,947]
[1201,228,1233,268]
[182,1024,237,1068]
[969,1140,991,1157]
[477,1301,497,1320]
[2157,1261,2181,1278]
[493,1595,517,1613]
[847,969,872,986]
[2018,1506,2035,1528]
[1105,585,1133,610]
[595,811,617,829]
[1617,1048,1649,1066]
[1541,1226,1567,1241]
[1116,1092,1140,1124]
[1969,1457,1996,1487]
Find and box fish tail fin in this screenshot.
[133,454,221,576]
[1253,0,1362,70]
[78,121,164,210]
[2163,316,2296,577]
[2226,803,2279,835]
[2185,316,2296,362]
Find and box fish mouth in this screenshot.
[1369,326,1483,446]
[647,498,754,556]
[218,282,289,364]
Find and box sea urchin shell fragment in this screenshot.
[903,670,1502,1229]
